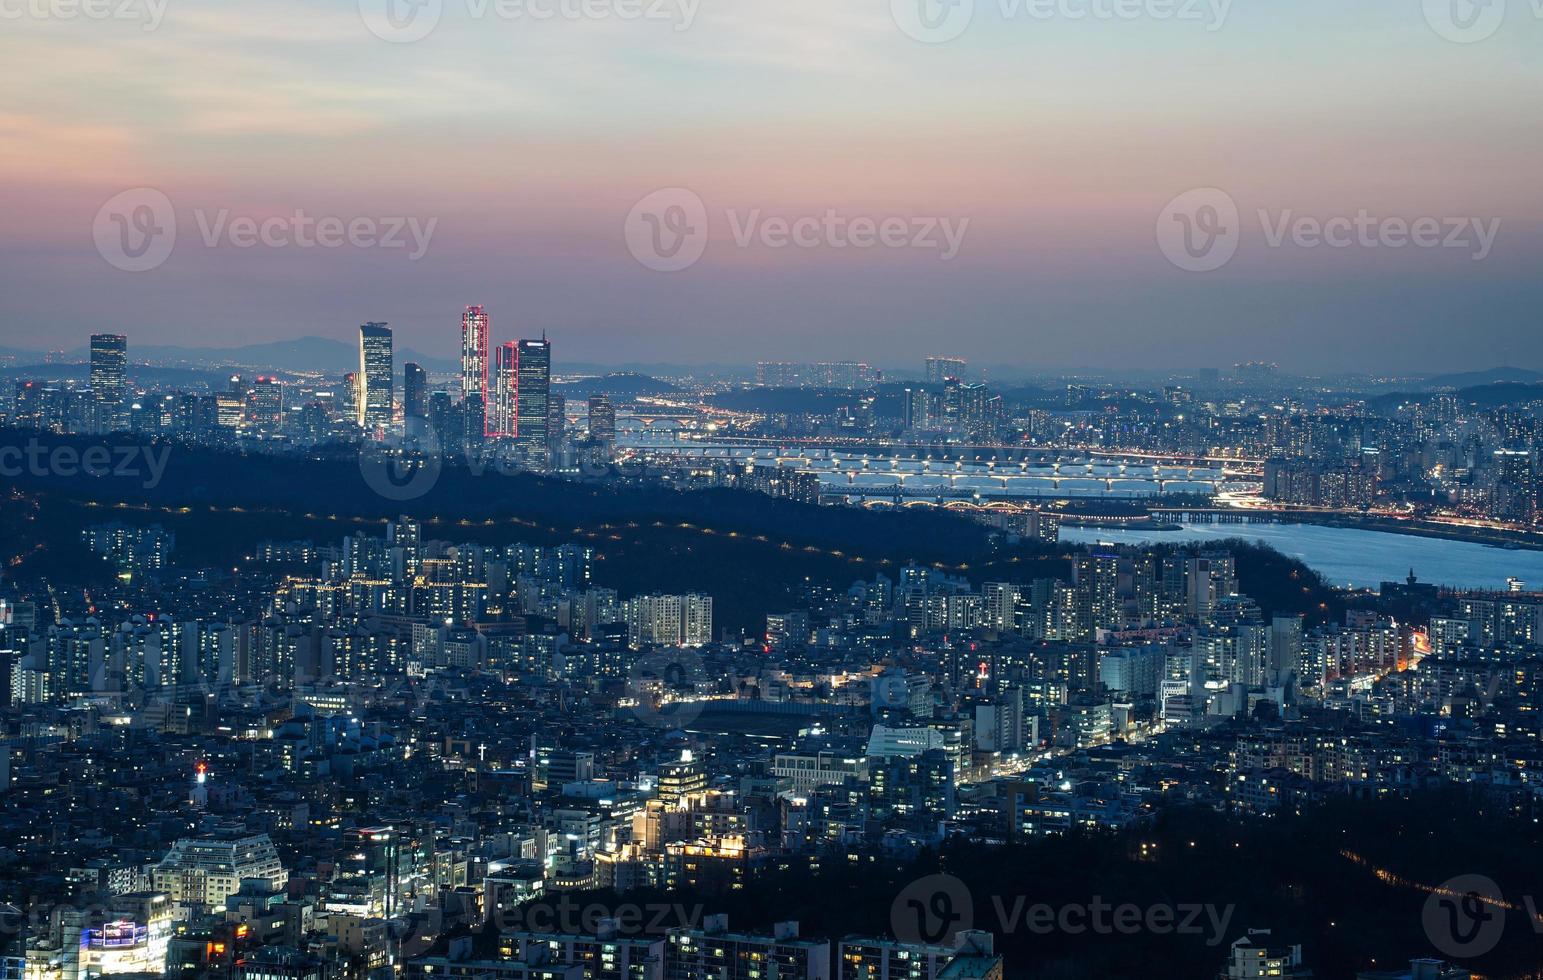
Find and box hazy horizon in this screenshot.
[5,331,1538,384]
[3,0,1540,372]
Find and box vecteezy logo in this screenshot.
[1156,187,1240,273]
[93,188,176,273]
[1422,0,1505,42]
[358,435,443,501]
[1423,874,1506,959]
[625,648,708,729]
[625,188,709,273]
[890,873,974,946]
[359,0,443,42]
[891,0,975,43]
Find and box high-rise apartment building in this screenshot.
[357,323,394,431]
[624,594,712,648]
[926,355,966,384]
[89,333,127,433]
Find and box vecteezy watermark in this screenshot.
[892,873,976,945]
[93,188,438,273]
[891,873,1236,947]
[1155,187,1239,273]
[192,210,436,260]
[358,0,698,42]
[0,0,168,30]
[891,0,1231,44]
[625,647,709,728]
[488,897,706,935]
[1156,188,1501,273]
[358,434,445,502]
[0,439,172,490]
[1421,0,1541,43]
[624,187,970,272]
[94,188,177,274]
[1422,874,1510,959]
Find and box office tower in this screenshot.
[515,337,551,464]
[588,394,616,445]
[547,392,565,455]
[403,363,427,420]
[926,355,966,384]
[246,376,282,431]
[463,392,486,450]
[427,390,453,448]
[89,333,127,433]
[341,372,358,424]
[492,342,518,438]
[461,304,489,405]
[357,323,394,431]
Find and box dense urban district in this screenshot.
[2,318,1543,980]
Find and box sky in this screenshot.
[1,0,1540,373]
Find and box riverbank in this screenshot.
[1277,512,1543,553]
[1060,520,1543,592]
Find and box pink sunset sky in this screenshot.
[2,0,1541,371]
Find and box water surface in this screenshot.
[1059,522,1543,591]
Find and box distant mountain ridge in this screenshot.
[1424,366,1543,389]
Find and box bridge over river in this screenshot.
[617,433,1263,501]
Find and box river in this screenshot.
[1058,521,1543,591]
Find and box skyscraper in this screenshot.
[357,323,394,431]
[492,342,519,438]
[588,394,616,446]
[89,334,127,433]
[247,376,283,432]
[461,305,489,405]
[515,337,551,465]
[547,392,565,456]
[403,363,427,420]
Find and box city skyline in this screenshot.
[6,3,1543,979]
[7,329,1542,383]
